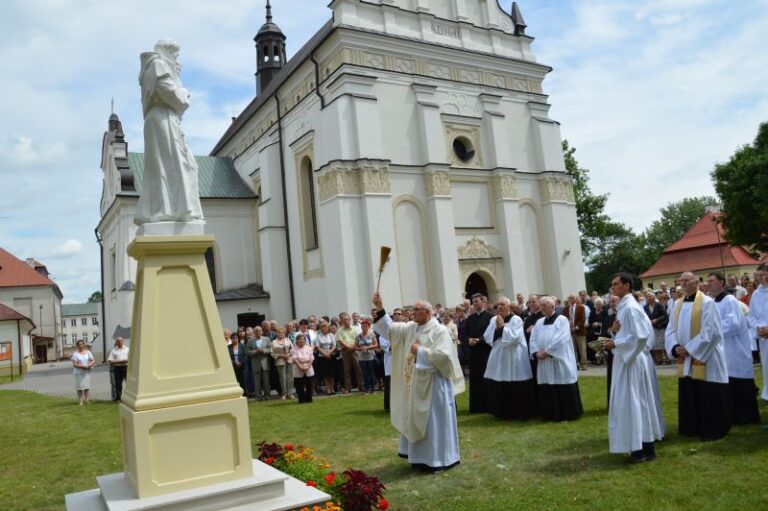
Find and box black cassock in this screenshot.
[464,310,493,413]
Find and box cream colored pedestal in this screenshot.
[66,235,328,510]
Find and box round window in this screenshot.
[452,136,475,162]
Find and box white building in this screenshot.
[0,248,63,364]
[98,0,585,338]
[60,302,103,359]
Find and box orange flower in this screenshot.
[265,457,274,465]
[378,498,389,510]
[306,480,317,488]
[323,472,336,485]
[284,443,294,451]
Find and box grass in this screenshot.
[1,374,768,510]
[0,374,22,385]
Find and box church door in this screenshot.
[465,272,489,299]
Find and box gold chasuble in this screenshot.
[674,291,706,380]
[387,318,465,443]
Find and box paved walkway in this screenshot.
[0,361,113,401]
[0,359,680,403]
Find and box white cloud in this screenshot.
[50,239,83,258]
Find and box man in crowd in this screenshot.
[727,274,747,299]
[564,294,589,371]
[337,312,364,393]
[604,273,664,463]
[748,263,768,402]
[529,296,583,421]
[372,292,464,472]
[708,272,760,424]
[665,271,731,441]
[247,326,272,401]
[107,337,129,402]
[463,293,493,413]
[524,294,543,376]
[379,307,403,412]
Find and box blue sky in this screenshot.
[1,0,766,303]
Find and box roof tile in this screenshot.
[0,248,59,290]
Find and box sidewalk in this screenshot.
[0,362,113,401]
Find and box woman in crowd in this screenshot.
[271,327,294,400]
[229,327,248,395]
[742,280,755,306]
[315,321,337,395]
[291,334,315,403]
[356,318,379,394]
[71,340,95,405]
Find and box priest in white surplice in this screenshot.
[372,292,465,472]
[665,271,732,441]
[529,296,583,421]
[707,272,760,424]
[747,263,768,403]
[604,273,664,463]
[482,296,537,421]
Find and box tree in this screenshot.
[712,122,768,252]
[87,291,103,303]
[640,196,719,264]
[584,222,647,292]
[562,140,611,256]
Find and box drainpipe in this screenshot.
[95,227,107,363]
[274,95,297,318]
[310,52,326,110]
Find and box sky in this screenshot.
[0,0,766,303]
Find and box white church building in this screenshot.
[98,0,585,339]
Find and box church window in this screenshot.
[452,136,475,162]
[274,45,281,63]
[299,157,318,250]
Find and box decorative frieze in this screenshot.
[425,171,451,197]
[457,236,502,260]
[491,175,518,200]
[317,160,391,202]
[540,177,576,204]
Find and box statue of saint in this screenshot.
[135,40,204,234]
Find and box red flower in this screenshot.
[324,472,336,485]
[284,443,295,451]
[306,480,318,488]
[265,457,275,465]
[378,498,389,510]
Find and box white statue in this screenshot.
[135,39,204,235]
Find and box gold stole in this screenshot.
[674,291,706,380]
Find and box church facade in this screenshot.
[98,0,585,337]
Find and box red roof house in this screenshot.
[640,212,762,285]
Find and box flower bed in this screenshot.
[256,441,388,511]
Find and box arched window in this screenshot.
[300,157,318,250]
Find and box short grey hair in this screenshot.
[539,296,556,308]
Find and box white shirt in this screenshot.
[530,314,578,385]
[483,314,532,382]
[108,346,129,364]
[715,293,754,379]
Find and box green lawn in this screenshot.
[1,375,767,510]
[0,374,22,385]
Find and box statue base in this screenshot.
[65,459,331,510]
[136,220,205,236]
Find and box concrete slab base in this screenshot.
[64,459,331,511]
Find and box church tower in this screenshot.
[254,0,286,96]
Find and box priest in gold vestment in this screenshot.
[372,292,465,472]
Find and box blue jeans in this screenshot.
[359,359,376,392]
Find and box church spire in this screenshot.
[511,2,527,36]
[254,0,286,95]
[108,101,125,142]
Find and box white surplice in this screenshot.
[609,295,665,453]
[665,295,728,383]
[529,314,578,385]
[373,314,464,467]
[748,285,768,400]
[717,293,755,379]
[483,315,532,382]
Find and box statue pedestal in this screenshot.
[65,235,328,510]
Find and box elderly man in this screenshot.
[483,296,536,420]
[247,326,272,401]
[665,271,731,441]
[530,296,583,421]
[372,292,464,472]
[707,272,760,424]
[604,273,664,463]
[564,294,589,370]
[463,293,493,413]
[107,337,129,402]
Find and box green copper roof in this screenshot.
[124,152,254,199]
[62,302,100,317]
